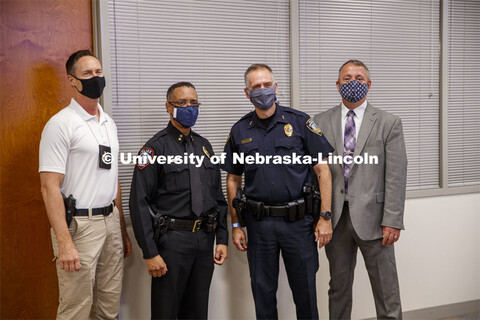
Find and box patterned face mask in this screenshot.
[339,80,368,103]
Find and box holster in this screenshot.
[232,188,247,227]
[153,214,168,243]
[62,193,76,227]
[246,199,267,221]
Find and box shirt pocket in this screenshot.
[274,136,302,156]
[204,159,220,188]
[163,163,190,192]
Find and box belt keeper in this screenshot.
[88,208,93,219]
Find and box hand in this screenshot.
[58,240,81,272]
[315,217,333,248]
[214,244,228,265]
[382,226,401,246]
[145,255,168,277]
[232,227,247,251]
[122,232,132,258]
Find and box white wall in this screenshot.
[119,193,480,319]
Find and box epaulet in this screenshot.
[146,128,168,145]
[158,128,169,136]
[190,130,207,143]
[190,129,201,137]
[282,105,309,118]
[239,111,254,121]
[229,111,254,127]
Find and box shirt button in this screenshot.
[340,189,344,194]
[271,182,275,185]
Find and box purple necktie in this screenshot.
[343,110,356,194]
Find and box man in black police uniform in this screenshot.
[222,64,334,319]
[129,82,228,319]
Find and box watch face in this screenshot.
[322,211,332,219]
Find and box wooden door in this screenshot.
[0,0,93,318]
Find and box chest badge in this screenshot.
[284,124,293,137]
[202,146,211,159]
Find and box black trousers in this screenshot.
[151,230,215,319]
[246,214,319,320]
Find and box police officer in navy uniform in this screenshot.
[129,82,228,319]
[222,64,334,319]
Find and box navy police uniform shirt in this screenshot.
[130,122,228,259]
[222,104,334,206]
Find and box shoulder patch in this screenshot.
[306,118,322,136]
[137,147,154,170]
[224,133,231,147]
[202,146,211,159]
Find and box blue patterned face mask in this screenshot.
[339,80,368,103]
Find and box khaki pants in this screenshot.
[50,206,124,320]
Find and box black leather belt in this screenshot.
[75,203,114,217]
[166,218,205,232]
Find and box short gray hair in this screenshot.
[244,63,275,88]
[338,59,370,81]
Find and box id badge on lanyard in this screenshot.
[85,115,112,170]
[99,145,112,170]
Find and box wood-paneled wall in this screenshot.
[0,0,92,318]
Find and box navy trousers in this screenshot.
[246,214,319,320]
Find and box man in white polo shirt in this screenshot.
[39,50,131,319]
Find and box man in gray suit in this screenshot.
[314,60,407,319]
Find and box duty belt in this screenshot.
[246,198,307,222]
[75,202,114,217]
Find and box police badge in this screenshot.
[284,124,293,137]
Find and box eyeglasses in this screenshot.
[168,100,202,108]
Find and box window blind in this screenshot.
[447,0,480,186]
[108,0,291,213]
[299,0,441,190]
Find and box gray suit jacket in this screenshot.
[313,103,407,240]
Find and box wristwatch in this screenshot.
[319,211,332,220]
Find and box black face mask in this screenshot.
[71,75,106,99]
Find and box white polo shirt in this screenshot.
[39,98,119,209]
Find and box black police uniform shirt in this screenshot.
[130,122,228,259]
[222,104,334,206]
